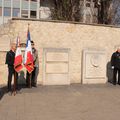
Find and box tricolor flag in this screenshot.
[24,28,34,73]
[14,36,23,72]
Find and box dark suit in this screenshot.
[5,50,18,91]
[111,51,120,85]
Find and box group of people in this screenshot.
[5,40,120,94]
[5,41,39,94]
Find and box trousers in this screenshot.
[26,67,39,87]
[113,68,120,85]
[7,66,18,91]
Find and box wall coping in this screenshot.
[12,17,120,29]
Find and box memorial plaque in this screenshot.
[43,48,70,85]
[82,49,107,84]
[46,52,68,62]
[46,63,68,73]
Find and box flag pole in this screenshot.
[13,71,17,96]
[29,73,32,88]
[28,23,30,30]
[13,34,19,95]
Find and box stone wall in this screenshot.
[0,19,120,85]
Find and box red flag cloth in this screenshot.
[24,29,34,73]
[14,37,23,72]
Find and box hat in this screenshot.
[31,40,34,45]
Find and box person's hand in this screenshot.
[111,66,114,69]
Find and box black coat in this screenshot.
[111,51,120,69]
[5,50,15,67]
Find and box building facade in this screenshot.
[0,0,54,24]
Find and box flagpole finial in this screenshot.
[28,23,30,27]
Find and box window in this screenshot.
[30,11,36,18]
[21,10,28,18]
[4,8,11,16]
[13,8,20,17]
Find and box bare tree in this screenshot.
[110,0,120,25]
[52,0,80,21]
[52,0,118,25]
[97,0,112,24]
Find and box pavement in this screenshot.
[0,83,120,120]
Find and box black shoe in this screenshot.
[118,83,120,85]
[32,84,37,87]
[26,84,29,88]
[113,82,116,85]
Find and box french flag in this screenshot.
[14,36,23,73]
[24,29,34,73]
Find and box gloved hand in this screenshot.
[111,66,114,69]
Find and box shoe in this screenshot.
[8,91,12,96]
[26,84,29,88]
[32,84,37,87]
[113,82,116,85]
[118,83,120,85]
[16,90,22,94]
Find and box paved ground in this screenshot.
[0,83,120,120]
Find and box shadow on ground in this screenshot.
[0,71,29,100]
[106,61,113,84]
[0,86,8,100]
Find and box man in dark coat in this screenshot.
[5,43,18,94]
[111,47,120,85]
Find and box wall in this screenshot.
[0,19,120,85]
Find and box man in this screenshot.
[111,47,120,85]
[5,43,18,94]
[26,41,39,87]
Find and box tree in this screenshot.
[111,0,120,25]
[97,0,112,24]
[52,0,80,21]
[52,0,111,23]
[52,0,120,25]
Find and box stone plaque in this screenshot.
[43,48,70,85]
[46,52,68,62]
[46,63,68,73]
[82,49,107,84]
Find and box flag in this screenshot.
[14,36,23,72]
[24,28,34,73]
